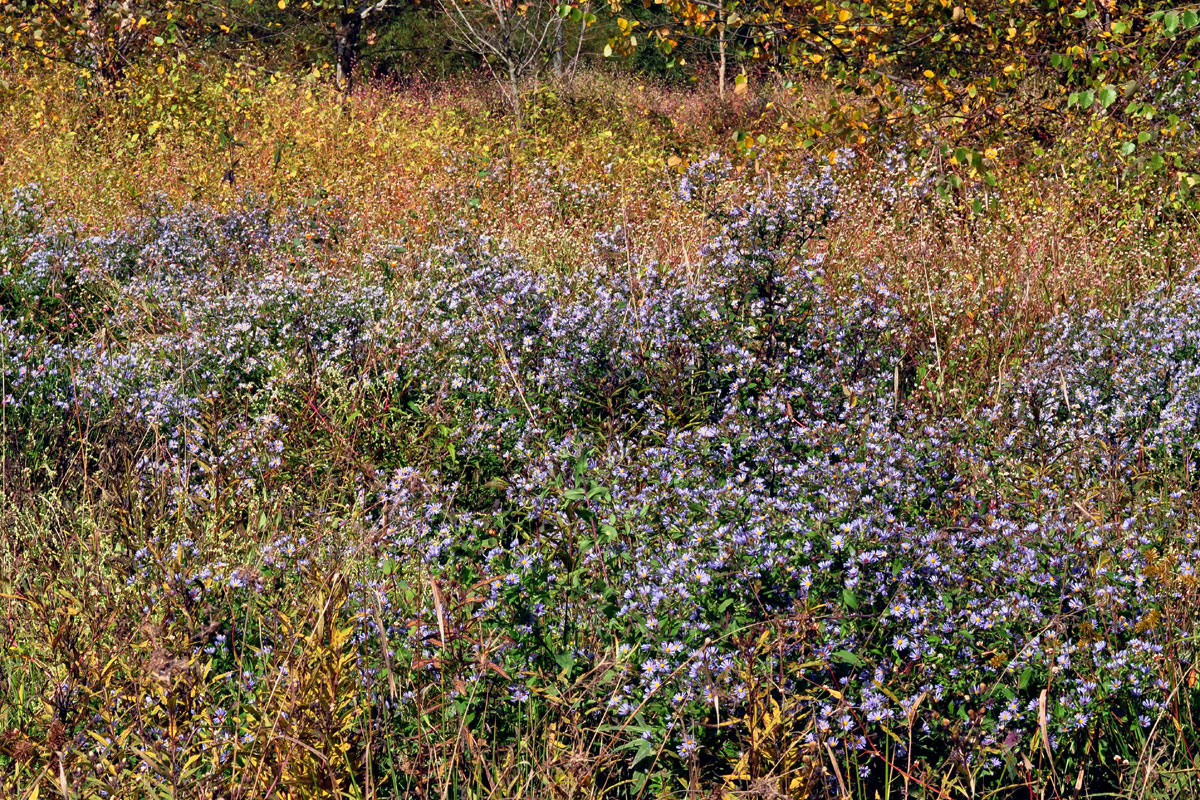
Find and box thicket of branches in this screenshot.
[3,0,1199,167]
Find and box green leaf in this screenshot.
[833,649,864,666]
[1184,9,1199,28]
[622,737,655,767]
[1078,89,1095,109]
[1119,141,1136,155]
[1098,85,1117,108]
[1164,10,1180,32]
[632,769,650,793]
[842,588,860,610]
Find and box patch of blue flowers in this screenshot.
[3,163,1197,792]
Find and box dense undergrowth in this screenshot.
[4,70,1200,799]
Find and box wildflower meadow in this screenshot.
[4,5,1200,797]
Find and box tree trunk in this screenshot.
[569,3,589,79]
[335,12,362,94]
[508,58,523,121]
[554,18,564,78]
[84,0,119,88]
[717,2,726,100]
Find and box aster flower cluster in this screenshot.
[2,167,1197,793]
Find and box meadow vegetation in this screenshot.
[3,9,1200,797]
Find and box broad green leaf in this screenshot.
[833,649,864,666]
